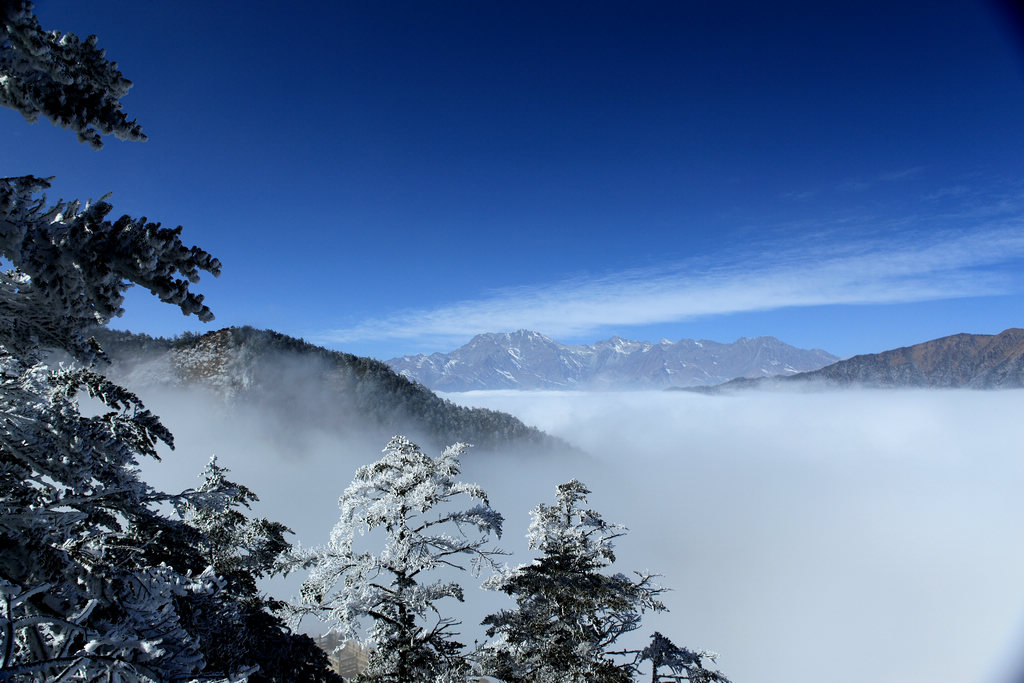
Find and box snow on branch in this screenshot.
[0,0,145,148]
[0,176,221,363]
[296,435,506,682]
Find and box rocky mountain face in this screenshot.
[696,328,1024,391]
[94,326,564,454]
[798,328,1024,388]
[386,330,838,391]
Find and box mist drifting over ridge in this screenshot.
[130,369,1024,683]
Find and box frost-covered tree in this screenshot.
[0,360,227,681]
[634,632,731,683]
[0,3,324,680]
[178,456,292,602]
[0,3,224,678]
[480,479,666,683]
[298,436,505,683]
[1,173,220,363]
[1,0,145,147]
[173,457,343,683]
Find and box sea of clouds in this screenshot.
[138,386,1024,683]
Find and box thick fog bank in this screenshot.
[135,386,1024,683]
[132,388,591,634]
[443,389,1024,683]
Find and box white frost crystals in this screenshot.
[291,442,733,682]
[295,435,506,683]
[479,479,667,683]
[0,0,145,148]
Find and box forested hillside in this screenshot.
[96,326,566,454]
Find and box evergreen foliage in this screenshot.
[1,5,733,681]
[0,0,145,147]
[0,4,337,680]
[175,458,343,683]
[297,436,505,683]
[480,479,666,682]
[95,325,563,453]
[178,457,292,602]
[0,175,221,364]
[634,632,731,683]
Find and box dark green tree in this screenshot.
[480,479,666,682]
[1,5,221,668]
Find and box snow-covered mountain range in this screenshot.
[386,330,838,391]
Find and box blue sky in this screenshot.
[5,0,1024,359]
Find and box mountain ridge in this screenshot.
[94,326,568,454]
[683,328,1024,392]
[387,330,838,391]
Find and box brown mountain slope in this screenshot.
[692,328,1024,391]
[805,328,1024,388]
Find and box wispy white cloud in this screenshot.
[839,166,929,192]
[321,225,1024,348]
[878,165,927,182]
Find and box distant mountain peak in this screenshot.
[387,331,837,391]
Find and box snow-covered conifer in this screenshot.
[1,0,145,147]
[0,307,227,681]
[298,436,505,683]
[178,456,292,600]
[636,631,731,683]
[172,458,343,683]
[0,4,291,680]
[480,479,666,683]
[0,174,221,364]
